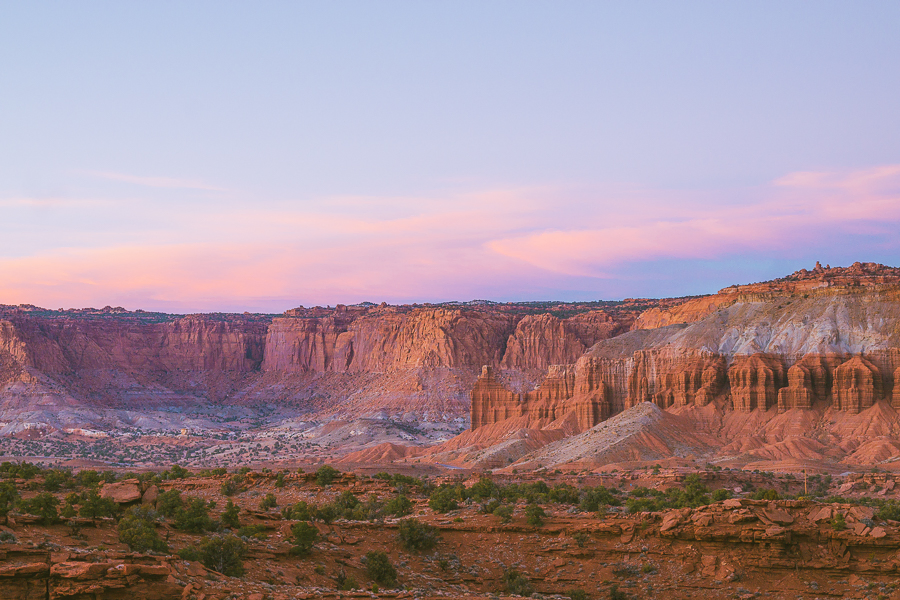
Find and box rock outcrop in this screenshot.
[728,354,786,412]
[832,356,883,413]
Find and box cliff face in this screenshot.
[471,283,900,435]
[262,308,519,373]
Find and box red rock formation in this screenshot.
[777,364,815,411]
[728,354,786,412]
[500,314,587,370]
[470,366,521,430]
[833,356,883,413]
[627,351,726,409]
[264,308,519,373]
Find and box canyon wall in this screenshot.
[471,276,900,432]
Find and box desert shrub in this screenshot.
[525,504,546,526]
[572,531,590,548]
[469,477,498,500]
[61,502,76,518]
[42,469,70,492]
[567,589,589,600]
[335,568,358,590]
[220,475,245,497]
[0,531,17,543]
[75,470,102,488]
[236,524,268,540]
[335,491,360,511]
[314,503,338,524]
[612,562,640,578]
[165,465,190,480]
[0,461,40,480]
[579,486,620,511]
[19,492,60,525]
[365,551,397,587]
[156,489,183,518]
[493,504,514,523]
[176,545,199,561]
[175,498,214,533]
[750,488,780,501]
[78,489,118,522]
[118,506,167,553]
[550,483,580,505]
[290,521,319,555]
[0,482,20,523]
[502,568,533,596]
[398,518,440,552]
[609,584,630,600]
[876,500,900,521]
[315,465,340,487]
[384,494,413,517]
[428,487,459,513]
[832,512,847,531]
[390,473,423,494]
[712,488,732,502]
[275,472,286,488]
[221,499,240,529]
[259,493,277,511]
[284,500,314,521]
[198,534,246,577]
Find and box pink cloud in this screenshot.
[81,170,228,192]
[2,166,899,311]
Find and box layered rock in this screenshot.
[777,364,815,411]
[728,354,786,412]
[627,350,726,409]
[833,356,883,413]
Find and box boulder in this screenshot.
[100,480,142,504]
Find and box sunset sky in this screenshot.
[2,2,899,313]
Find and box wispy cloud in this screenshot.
[1,165,899,311]
[80,170,228,192]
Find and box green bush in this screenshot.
[428,487,459,513]
[493,505,514,523]
[220,474,245,497]
[832,512,847,531]
[567,589,589,600]
[156,489,183,518]
[174,498,214,533]
[118,506,167,553]
[19,492,60,525]
[502,568,533,596]
[579,486,620,511]
[221,499,240,529]
[365,551,397,587]
[198,534,247,577]
[711,488,732,502]
[384,494,413,517]
[315,465,340,487]
[335,568,358,590]
[259,493,277,511]
[750,488,780,501]
[284,500,314,521]
[236,525,268,540]
[78,489,118,521]
[0,482,20,524]
[397,518,440,552]
[290,521,319,556]
[469,477,497,500]
[525,504,546,526]
[42,469,70,492]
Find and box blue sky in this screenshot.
[2,2,899,312]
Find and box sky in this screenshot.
[1,2,899,313]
